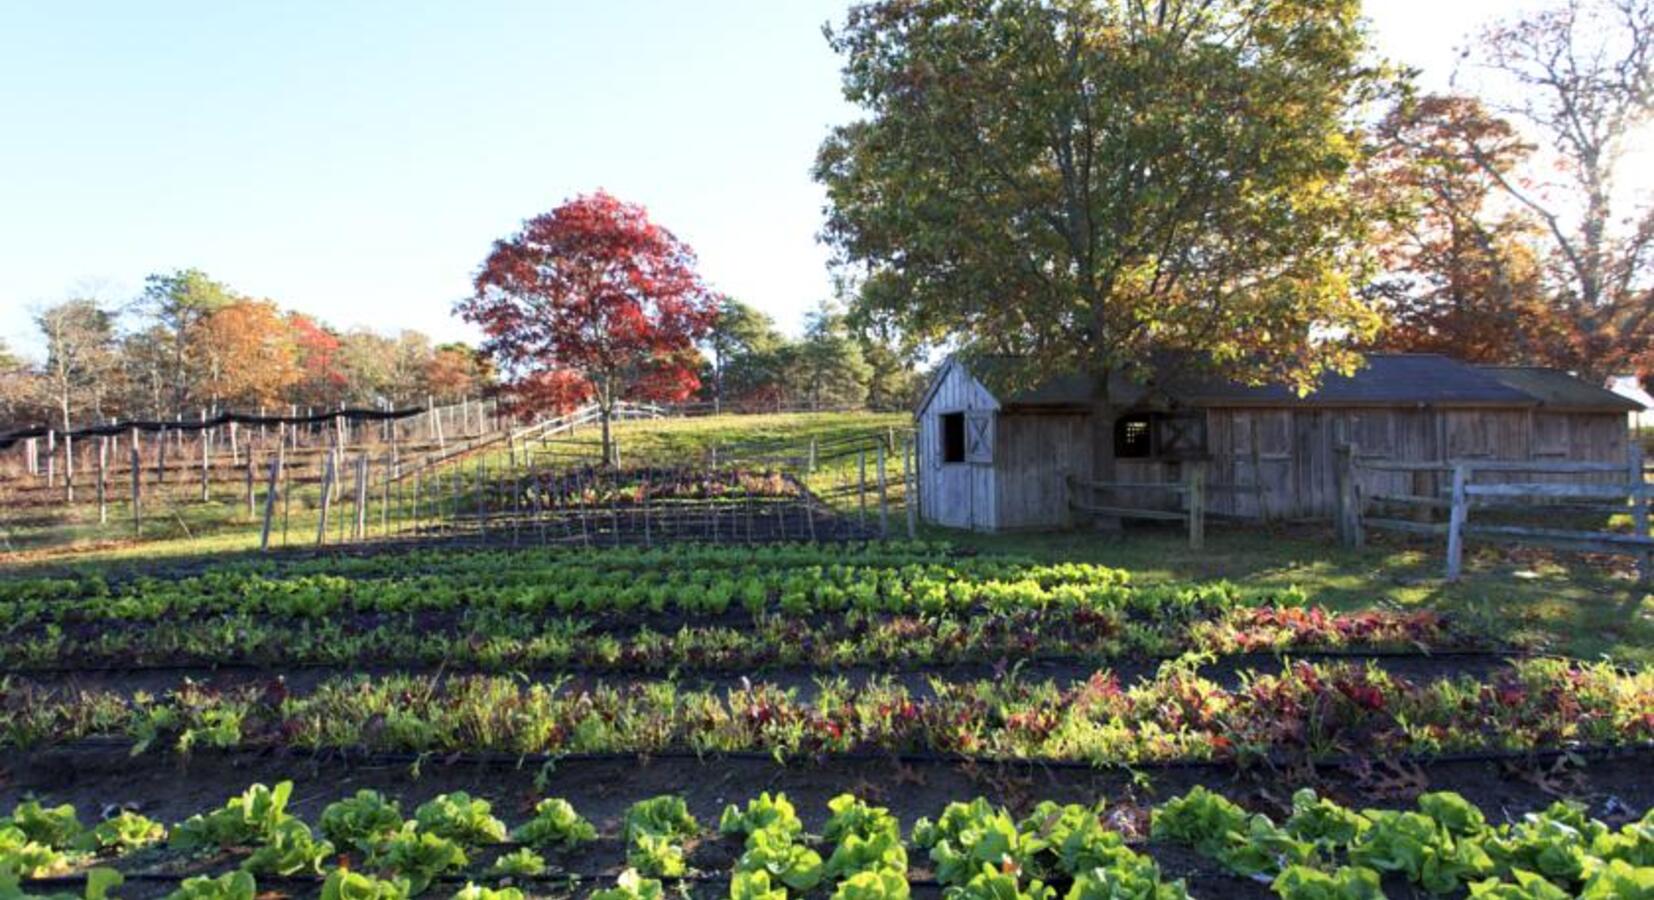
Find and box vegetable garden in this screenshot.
[2,539,1652,898]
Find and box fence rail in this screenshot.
[1065,462,1207,549]
[1339,444,1651,582]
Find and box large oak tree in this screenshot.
[815,0,1390,492]
[457,191,717,464]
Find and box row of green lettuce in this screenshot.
[4,782,1650,899]
[0,603,1464,673]
[2,659,1647,763]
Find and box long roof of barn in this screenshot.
[918,353,1643,413]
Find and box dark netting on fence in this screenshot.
[0,406,427,451]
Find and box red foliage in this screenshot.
[456,191,717,418]
[286,312,346,405]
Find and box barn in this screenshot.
[913,353,1645,532]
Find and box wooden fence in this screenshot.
[1337,444,1652,581]
[1066,461,1208,549]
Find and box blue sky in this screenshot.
[0,1,1566,358]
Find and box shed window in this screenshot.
[1115,416,1152,459]
[940,412,966,463]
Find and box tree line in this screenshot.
[0,268,493,431]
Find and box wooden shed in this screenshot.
[913,354,1644,532]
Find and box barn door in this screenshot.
[965,412,993,464]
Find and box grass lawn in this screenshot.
[938,523,1654,667]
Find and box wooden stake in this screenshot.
[877,443,889,538]
[130,432,141,536]
[1187,460,1206,550]
[1445,463,1469,581]
[316,452,336,546]
[260,456,280,551]
[1631,443,1649,583]
[96,436,108,525]
[199,411,210,502]
[354,454,368,541]
[63,433,74,502]
[905,437,916,540]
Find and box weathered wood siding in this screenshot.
[1202,407,1628,519]
[993,412,1092,530]
[915,363,999,530]
[918,360,1629,531]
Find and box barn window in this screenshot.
[1115,416,1152,459]
[940,412,966,463]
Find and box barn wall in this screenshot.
[1203,407,1629,519]
[993,412,1092,530]
[915,363,999,530]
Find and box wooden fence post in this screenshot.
[858,449,868,532]
[63,433,74,502]
[1445,462,1469,581]
[1187,460,1206,550]
[245,453,256,518]
[1335,442,1363,547]
[1631,443,1649,583]
[316,453,336,546]
[130,433,142,536]
[260,456,280,551]
[876,443,889,539]
[904,437,917,540]
[199,412,210,502]
[45,430,54,487]
[96,436,108,525]
[354,454,368,541]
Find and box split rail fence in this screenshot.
[1336,443,1652,581]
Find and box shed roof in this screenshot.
[937,353,1623,411]
[1478,366,1645,412]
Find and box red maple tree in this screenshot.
[456,191,717,464]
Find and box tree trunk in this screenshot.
[1088,373,1122,533]
[599,407,615,467]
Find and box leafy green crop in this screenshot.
[163,871,257,900]
[412,793,507,846]
[320,791,405,854]
[319,869,411,900]
[832,868,911,900]
[371,827,468,894]
[735,826,824,891]
[487,848,546,877]
[241,820,333,876]
[590,869,664,900]
[1271,865,1385,899]
[171,782,295,851]
[720,793,802,842]
[509,798,595,849]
